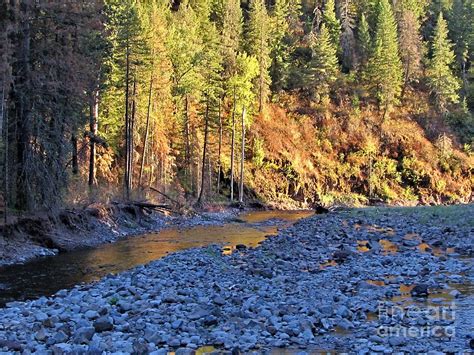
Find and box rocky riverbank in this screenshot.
[0,203,242,267]
[0,205,473,353]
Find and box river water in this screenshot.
[0,210,314,306]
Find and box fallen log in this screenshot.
[111,200,175,216]
[130,201,171,210]
[147,187,199,216]
[147,187,182,207]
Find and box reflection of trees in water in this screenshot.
[1,211,309,305]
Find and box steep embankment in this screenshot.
[246,92,473,207]
[0,204,167,267]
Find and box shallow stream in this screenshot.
[0,210,313,306]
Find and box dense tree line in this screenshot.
[0,0,472,211]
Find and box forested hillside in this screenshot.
[0,0,473,212]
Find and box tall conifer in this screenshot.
[309,24,339,100]
[247,0,271,112]
[427,13,461,112]
[366,0,403,117]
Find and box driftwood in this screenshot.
[148,187,183,208]
[131,201,173,215]
[147,187,202,216]
[111,200,174,215]
[130,201,170,210]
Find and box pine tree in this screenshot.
[288,0,303,26]
[227,53,259,202]
[357,13,372,68]
[322,0,341,49]
[427,12,461,113]
[271,0,290,49]
[219,0,243,80]
[103,0,148,198]
[167,1,212,195]
[339,0,357,71]
[1,0,105,210]
[136,0,173,190]
[247,0,271,112]
[189,0,213,20]
[423,0,453,40]
[448,0,473,97]
[197,21,224,202]
[366,0,403,118]
[215,0,244,194]
[400,0,427,19]
[359,0,380,31]
[269,0,291,92]
[309,24,339,100]
[398,7,423,96]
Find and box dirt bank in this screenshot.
[0,204,170,267]
[0,203,244,267]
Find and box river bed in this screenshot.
[0,210,313,306]
[0,206,472,353]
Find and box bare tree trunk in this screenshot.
[230,88,236,202]
[368,152,373,199]
[195,149,200,198]
[129,77,137,193]
[197,97,210,205]
[216,98,222,194]
[0,79,4,137]
[461,60,468,98]
[2,85,8,224]
[16,19,32,210]
[139,71,153,188]
[162,152,167,194]
[184,95,191,193]
[258,29,264,113]
[401,63,410,99]
[148,120,155,187]
[124,41,131,200]
[71,134,78,175]
[239,106,246,203]
[208,156,212,197]
[88,91,98,186]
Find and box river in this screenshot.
[0,210,313,306]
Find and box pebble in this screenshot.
[0,207,471,353]
[93,316,114,332]
[73,327,95,344]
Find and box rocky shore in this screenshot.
[0,205,473,353]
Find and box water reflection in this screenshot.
[391,282,473,308]
[0,211,310,306]
[357,240,371,252]
[192,347,339,354]
[366,280,386,286]
[379,239,398,254]
[238,210,314,223]
[417,243,455,256]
